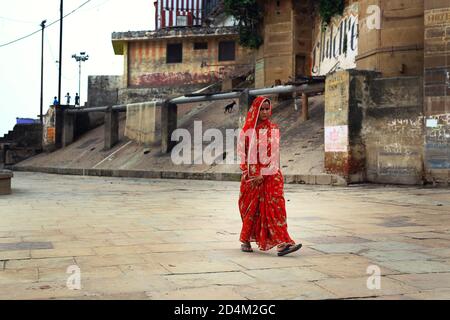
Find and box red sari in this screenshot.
[238,96,295,251]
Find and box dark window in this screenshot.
[166,43,183,63]
[218,41,235,62]
[194,42,208,50]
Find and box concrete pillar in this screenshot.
[104,106,119,150]
[62,109,75,148]
[301,92,309,121]
[324,70,375,183]
[42,105,56,152]
[0,170,13,195]
[161,100,178,154]
[0,144,8,165]
[54,106,64,149]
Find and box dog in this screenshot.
[224,101,236,113]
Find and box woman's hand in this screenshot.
[252,175,264,188]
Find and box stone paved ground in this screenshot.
[0,172,449,300]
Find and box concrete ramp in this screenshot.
[13,96,342,185]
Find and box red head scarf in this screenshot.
[241,96,272,133]
[238,96,273,177]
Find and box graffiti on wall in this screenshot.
[362,114,424,181]
[425,113,450,169]
[135,71,221,87]
[379,117,422,177]
[385,118,423,139]
[311,3,358,76]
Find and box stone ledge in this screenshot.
[0,169,13,195]
[10,166,346,186]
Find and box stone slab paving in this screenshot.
[0,172,449,299]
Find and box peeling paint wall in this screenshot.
[362,77,424,184]
[257,0,425,88]
[311,2,359,76]
[43,106,56,152]
[87,76,122,107]
[118,84,208,104]
[324,71,351,178]
[126,37,253,89]
[324,70,371,183]
[325,70,425,185]
[325,1,450,186]
[424,1,450,185]
[425,114,450,170]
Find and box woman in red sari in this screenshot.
[238,96,302,256]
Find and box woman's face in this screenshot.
[259,101,271,121]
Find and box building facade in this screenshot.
[252,0,450,185]
[112,27,254,102]
[110,0,253,103]
[255,0,425,88]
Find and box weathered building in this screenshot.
[255,0,315,88]
[112,26,253,103]
[80,0,450,185]
[252,0,449,185]
[324,70,425,185]
[255,0,424,87]
[423,1,450,184]
[112,0,254,104]
[357,0,424,77]
[320,0,450,185]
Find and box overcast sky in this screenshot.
[0,0,154,134]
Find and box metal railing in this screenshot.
[66,82,325,114]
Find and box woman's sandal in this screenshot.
[241,243,253,253]
[277,243,302,256]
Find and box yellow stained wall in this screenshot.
[125,36,254,88]
[293,1,314,77]
[256,0,425,87]
[256,0,295,88]
[257,0,358,87]
[357,0,424,76]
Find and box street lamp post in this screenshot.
[40,20,46,125]
[58,0,63,105]
[71,52,89,106]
